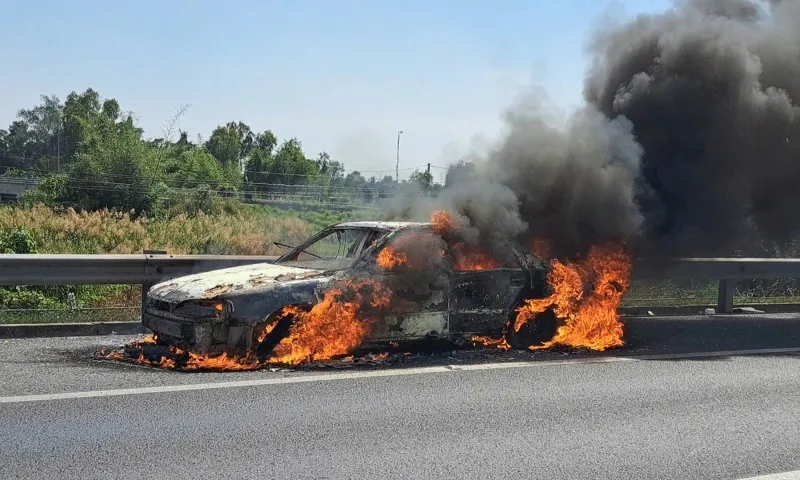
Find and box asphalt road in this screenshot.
[2,314,800,479]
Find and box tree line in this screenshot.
[0,88,438,215]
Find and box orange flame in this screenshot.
[266,279,393,366]
[514,243,631,351]
[452,244,500,271]
[431,210,455,235]
[470,335,512,350]
[430,210,501,271]
[182,350,259,371]
[376,246,410,270]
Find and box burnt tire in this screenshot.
[505,306,558,349]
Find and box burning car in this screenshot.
[142,220,560,362]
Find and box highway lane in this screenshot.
[2,313,800,479]
[2,353,800,479]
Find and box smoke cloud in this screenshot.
[386,0,800,259]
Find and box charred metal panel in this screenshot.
[374,312,449,340]
[448,268,528,334]
[224,278,328,325]
[227,325,255,351]
[148,263,327,304]
[367,269,450,340]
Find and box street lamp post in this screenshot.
[396,130,403,182]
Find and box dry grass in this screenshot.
[0,204,314,255]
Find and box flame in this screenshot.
[365,352,389,361]
[430,210,501,271]
[451,244,501,271]
[99,334,262,372]
[182,350,259,371]
[470,335,512,350]
[256,320,278,343]
[431,210,455,234]
[266,279,393,366]
[376,246,410,270]
[514,243,631,351]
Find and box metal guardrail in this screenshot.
[0,254,797,313]
[0,253,278,285]
[0,253,279,312]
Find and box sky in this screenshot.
[0,0,671,181]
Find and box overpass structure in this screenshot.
[0,177,41,202]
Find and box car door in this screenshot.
[447,246,529,337]
[355,228,451,341]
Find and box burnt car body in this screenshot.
[143,221,555,355]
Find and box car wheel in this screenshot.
[504,306,558,349]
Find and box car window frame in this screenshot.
[353,226,455,272]
[275,226,386,266]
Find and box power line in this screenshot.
[0,153,442,177]
[0,163,444,193]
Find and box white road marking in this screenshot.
[1,346,799,405]
[737,470,800,479]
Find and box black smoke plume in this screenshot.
[386,0,800,260]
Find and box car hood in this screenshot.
[148,262,329,303]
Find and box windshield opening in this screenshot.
[276,227,386,270]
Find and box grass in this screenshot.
[0,203,319,255]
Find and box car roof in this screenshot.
[332,221,432,230]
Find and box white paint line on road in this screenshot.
[737,470,800,479]
[2,346,800,405]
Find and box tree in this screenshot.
[316,151,345,185]
[255,130,277,153]
[205,121,258,187]
[271,138,318,184]
[246,137,320,196]
[163,147,230,190]
[15,94,64,165]
[205,124,241,168]
[65,116,158,213]
[377,175,396,199]
[61,88,103,160]
[410,169,433,192]
[344,170,366,189]
[444,160,476,187]
[0,129,7,157]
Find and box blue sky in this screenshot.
[0,0,670,180]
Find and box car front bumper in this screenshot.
[142,309,256,354]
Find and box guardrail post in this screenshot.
[717,279,735,314]
[142,250,167,320]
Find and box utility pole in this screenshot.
[426,163,431,191]
[56,123,61,172]
[396,130,403,182]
